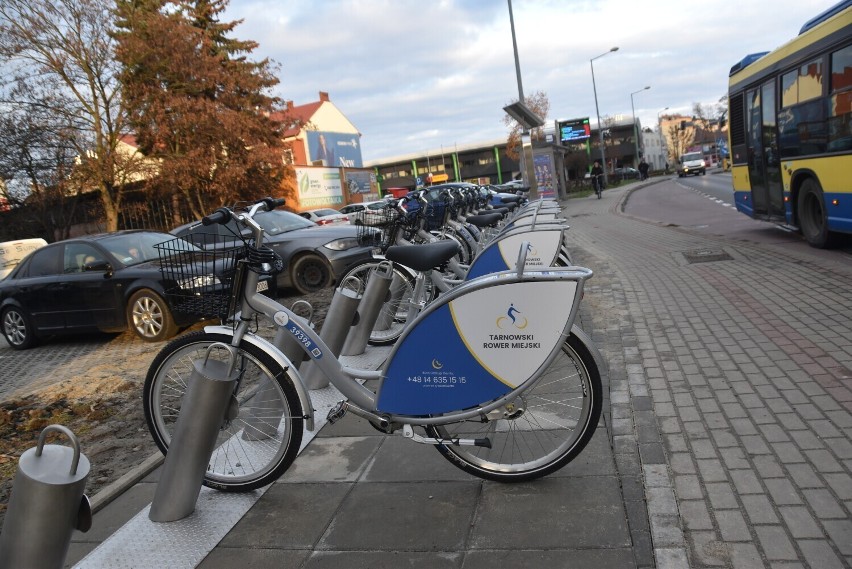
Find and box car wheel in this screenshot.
[127,289,178,342]
[1,306,37,350]
[797,178,834,249]
[289,254,332,295]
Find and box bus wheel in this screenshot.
[797,178,834,249]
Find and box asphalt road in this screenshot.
[624,173,852,261]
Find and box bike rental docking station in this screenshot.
[11,195,599,568]
[0,425,92,569]
[149,260,396,521]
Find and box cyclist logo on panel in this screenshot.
[497,303,528,329]
[526,243,538,256]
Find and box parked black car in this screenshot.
[171,209,378,295]
[0,230,227,349]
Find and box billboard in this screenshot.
[295,167,344,208]
[344,170,378,195]
[558,118,591,143]
[533,153,556,199]
[306,131,363,168]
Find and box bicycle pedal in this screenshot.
[327,401,347,424]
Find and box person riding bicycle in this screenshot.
[590,160,604,197]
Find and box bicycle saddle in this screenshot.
[465,212,503,228]
[385,240,460,272]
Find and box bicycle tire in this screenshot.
[426,332,602,482]
[339,260,417,346]
[143,330,304,492]
[427,230,471,265]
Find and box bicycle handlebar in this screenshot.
[201,197,286,226]
[202,208,231,226]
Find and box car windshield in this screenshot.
[312,209,339,216]
[100,232,191,265]
[255,210,316,235]
[682,153,702,162]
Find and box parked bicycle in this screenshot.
[340,193,573,346]
[144,197,603,491]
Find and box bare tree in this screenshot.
[0,105,82,241]
[667,123,695,162]
[0,0,146,231]
[502,90,550,160]
[715,94,728,128]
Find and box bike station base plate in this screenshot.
[73,346,392,569]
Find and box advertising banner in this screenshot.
[464,228,564,280]
[533,153,556,199]
[295,167,344,208]
[306,131,363,168]
[344,170,378,195]
[378,279,577,415]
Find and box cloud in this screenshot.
[224,0,839,161]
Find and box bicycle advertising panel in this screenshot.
[464,228,564,281]
[377,276,577,415]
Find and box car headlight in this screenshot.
[324,237,359,251]
[178,275,218,289]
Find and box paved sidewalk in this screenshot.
[64,179,852,568]
[564,181,852,568]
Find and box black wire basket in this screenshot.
[355,208,400,251]
[155,234,245,319]
[424,201,447,230]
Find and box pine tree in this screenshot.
[113,0,291,218]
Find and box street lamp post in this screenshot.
[507,0,538,199]
[591,46,618,186]
[630,86,650,168]
[657,107,669,170]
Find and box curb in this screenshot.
[89,451,164,514]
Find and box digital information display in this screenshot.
[559,118,591,143]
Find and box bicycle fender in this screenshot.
[203,324,315,431]
[361,255,419,282]
[569,324,608,377]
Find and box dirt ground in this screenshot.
[0,287,332,526]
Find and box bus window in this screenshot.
[828,45,852,151]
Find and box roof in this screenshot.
[274,100,324,138]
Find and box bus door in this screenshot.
[746,82,785,219]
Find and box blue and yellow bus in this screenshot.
[727,0,851,247]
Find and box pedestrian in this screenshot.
[638,159,649,180]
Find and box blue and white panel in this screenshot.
[378,279,576,415]
[465,228,563,280]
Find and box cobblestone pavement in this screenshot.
[564,181,852,568]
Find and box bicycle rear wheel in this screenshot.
[426,332,602,482]
[143,331,304,492]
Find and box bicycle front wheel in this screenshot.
[340,260,416,346]
[143,331,304,492]
[426,332,602,482]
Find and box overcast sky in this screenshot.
[223,0,838,162]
